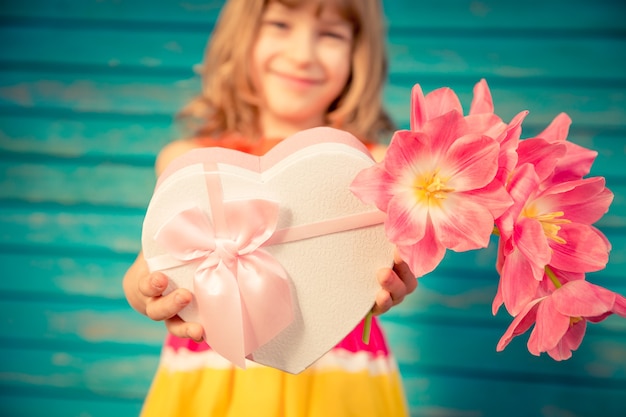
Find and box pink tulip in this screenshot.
[351,108,512,277]
[497,278,626,360]
[494,161,613,315]
[351,79,621,361]
[411,79,507,136]
[534,113,598,186]
[412,79,526,185]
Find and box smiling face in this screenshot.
[251,1,354,139]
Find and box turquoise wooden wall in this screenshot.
[1,1,625,416]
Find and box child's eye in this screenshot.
[321,31,346,40]
[265,20,289,30]
[318,23,352,42]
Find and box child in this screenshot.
[123,0,417,415]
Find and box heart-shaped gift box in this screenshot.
[142,127,394,374]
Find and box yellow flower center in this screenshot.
[413,170,454,207]
[522,205,571,244]
[570,316,582,326]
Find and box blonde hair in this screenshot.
[178,0,394,142]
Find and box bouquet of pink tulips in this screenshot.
[351,79,626,361]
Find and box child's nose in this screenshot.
[286,28,316,65]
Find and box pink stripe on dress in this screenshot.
[164,316,390,357]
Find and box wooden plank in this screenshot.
[0,394,143,417]
[2,25,626,81]
[0,206,143,255]
[0,253,131,300]
[0,206,623,280]
[387,35,626,81]
[0,25,204,73]
[0,161,154,208]
[1,114,624,181]
[384,267,626,326]
[1,71,625,129]
[2,297,623,380]
[581,132,626,179]
[2,155,623,212]
[381,319,626,381]
[401,370,626,417]
[0,0,624,32]
[384,81,626,129]
[0,202,623,265]
[0,0,224,24]
[0,301,165,347]
[0,346,158,400]
[0,71,196,115]
[1,245,623,329]
[0,113,174,161]
[383,0,626,32]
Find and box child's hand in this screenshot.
[123,253,204,342]
[139,271,205,342]
[371,250,417,315]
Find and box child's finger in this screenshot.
[145,288,192,321]
[371,289,393,316]
[165,317,204,342]
[393,250,418,294]
[376,268,406,305]
[139,271,168,298]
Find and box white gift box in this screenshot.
[142,127,393,374]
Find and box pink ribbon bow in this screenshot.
[151,173,293,368]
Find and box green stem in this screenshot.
[545,265,562,289]
[362,311,373,345]
[492,225,500,237]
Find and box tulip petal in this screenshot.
[350,164,394,211]
[410,84,427,131]
[551,280,616,317]
[423,111,467,155]
[493,112,524,183]
[496,164,540,240]
[551,142,597,183]
[549,223,610,273]
[425,87,463,120]
[546,320,586,361]
[516,138,566,183]
[398,221,446,277]
[514,217,551,279]
[537,178,613,224]
[469,79,494,114]
[537,112,572,142]
[532,298,571,353]
[383,130,431,179]
[430,193,494,251]
[467,180,512,219]
[386,193,428,245]
[445,134,500,191]
[613,294,626,317]
[496,297,543,352]
[500,245,543,316]
[465,113,507,139]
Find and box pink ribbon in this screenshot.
[148,170,293,368]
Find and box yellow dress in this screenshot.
[141,319,407,416]
[140,135,408,417]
